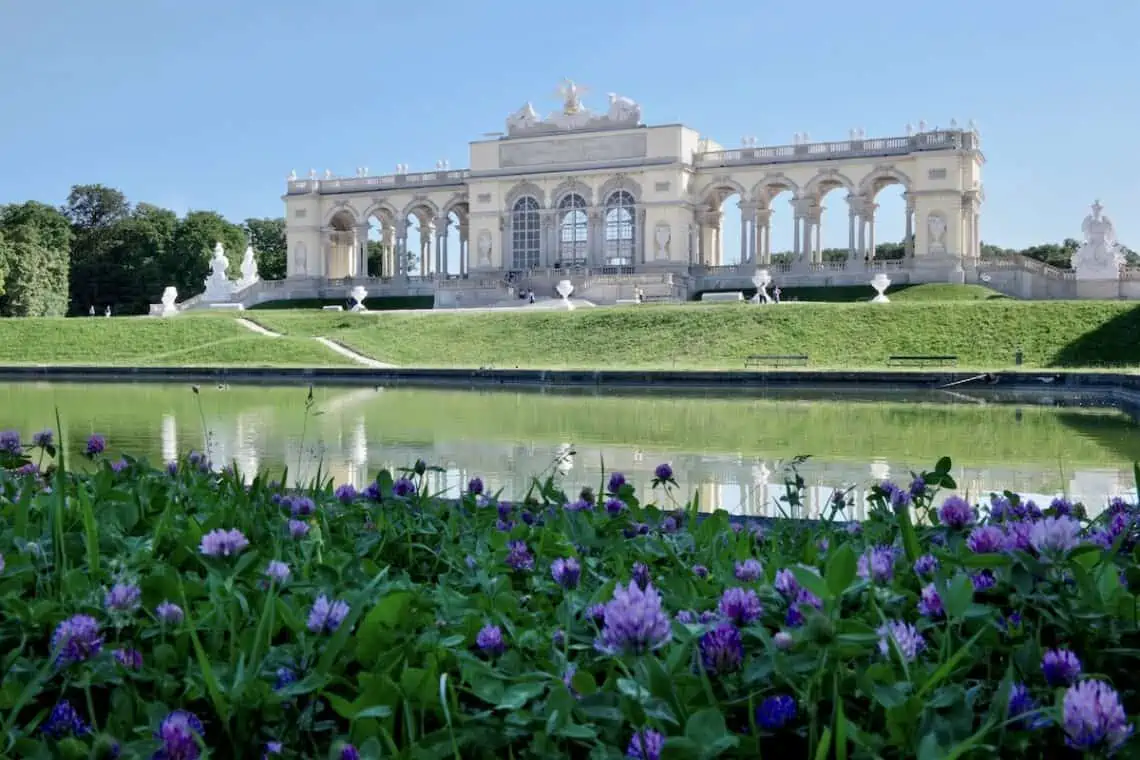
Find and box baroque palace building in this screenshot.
[274,81,984,306]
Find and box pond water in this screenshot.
[1,381,1138,518]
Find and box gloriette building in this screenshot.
[276,82,984,306]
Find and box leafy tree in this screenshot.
[64,185,132,314]
[110,204,180,314]
[244,217,286,280]
[0,202,72,316]
[170,211,248,297]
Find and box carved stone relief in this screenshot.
[292,243,308,275]
[476,193,492,204]
[499,133,647,168]
[476,230,493,268]
[927,168,948,180]
[926,212,948,255]
[653,223,671,260]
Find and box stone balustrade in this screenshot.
[696,130,976,169]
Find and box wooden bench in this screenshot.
[702,291,744,302]
[886,355,958,367]
[744,354,810,368]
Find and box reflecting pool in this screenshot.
[1,381,1137,518]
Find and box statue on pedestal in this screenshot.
[202,242,235,302]
[237,245,260,289]
[1071,200,1124,280]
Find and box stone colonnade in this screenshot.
[696,192,915,267]
[319,215,470,279]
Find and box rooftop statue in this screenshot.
[504,81,642,137]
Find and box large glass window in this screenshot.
[511,197,541,269]
[557,193,588,266]
[604,190,636,265]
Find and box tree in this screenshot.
[244,217,287,280]
[64,185,132,314]
[109,204,180,314]
[170,211,248,297]
[0,202,72,317]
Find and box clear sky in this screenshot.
[1,0,1137,259]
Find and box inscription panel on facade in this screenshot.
[499,133,648,169]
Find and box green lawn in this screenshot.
[700,282,1010,303]
[247,300,1140,370]
[0,315,355,366]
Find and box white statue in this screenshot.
[506,102,540,133]
[476,230,492,268]
[202,242,235,303]
[237,245,259,289]
[606,93,642,123]
[555,279,575,311]
[558,80,585,114]
[653,223,671,260]
[751,270,772,304]
[159,286,178,317]
[1071,200,1124,280]
[927,213,947,254]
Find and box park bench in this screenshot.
[886,355,959,367]
[702,291,744,302]
[744,354,810,368]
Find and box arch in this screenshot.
[400,196,440,221]
[603,189,637,265]
[557,193,589,265]
[802,170,857,200]
[504,181,546,210]
[362,199,399,225]
[510,196,541,269]
[858,165,913,198]
[750,173,800,206]
[697,176,747,207]
[441,193,470,220]
[323,203,358,226]
[598,174,644,204]
[327,208,356,230]
[551,178,593,207]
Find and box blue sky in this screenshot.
[1,0,1137,259]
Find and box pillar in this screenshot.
[904,195,914,258]
[755,209,771,264]
[866,204,878,260]
[739,207,750,264]
[394,221,408,280]
[847,205,857,262]
[459,223,468,274]
[588,209,603,267]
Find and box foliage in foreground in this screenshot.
[1,433,1140,759]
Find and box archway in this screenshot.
[403,203,436,277]
[365,206,396,278]
[700,182,745,266]
[751,181,797,268]
[817,185,854,266]
[326,210,357,279]
[860,171,912,262]
[442,201,469,276]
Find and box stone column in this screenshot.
[434,216,448,277]
[739,206,750,264]
[866,203,878,260]
[792,210,802,259]
[847,204,857,263]
[588,208,603,267]
[356,223,370,276]
[636,207,646,265]
[755,208,772,264]
[318,226,331,278]
[459,223,468,274]
[540,210,556,268]
[394,221,408,280]
[904,193,914,258]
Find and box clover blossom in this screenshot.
[1063,680,1133,752]
[156,601,184,625]
[1050,496,1075,516]
[392,477,417,498]
[877,620,925,662]
[466,476,484,495]
[917,583,943,618]
[155,710,204,760]
[0,430,20,455]
[114,648,143,670]
[595,581,671,655]
[1008,683,1050,730]
[913,554,939,576]
[505,540,535,572]
[608,472,626,494]
[334,483,356,503]
[604,497,626,515]
[199,528,249,557]
[756,695,797,730]
[773,569,799,599]
[307,595,349,634]
[1042,648,1082,687]
[1003,519,1034,552]
[51,614,103,665]
[734,558,763,582]
[264,561,291,584]
[773,631,794,650]
[857,545,897,584]
[626,728,664,760]
[692,564,709,579]
[564,498,593,512]
[551,557,581,589]
[32,429,53,448]
[937,496,975,529]
[283,495,315,516]
[288,519,309,539]
[104,582,141,613]
[718,587,762,626]
[1029,516,1082,555]
[698,622,744,675]
[653,463,673,481]
[476,624,506,656]
[971,569,997,591]
[85,434,106,457]
[632,562,650,589]
[966,525,1006,554]
[41,699,90,738]
[909,476,927,497]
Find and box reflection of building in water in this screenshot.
[161,415,177,465]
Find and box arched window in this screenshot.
[511,197,541,269]
[557,193,588,266]
[604,190,636,265]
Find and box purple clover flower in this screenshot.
[971,569,997,591]
[284,495,315,516]
[990,494,1012,520]
[586,603,606,624]
[155,710,204,760]
[607,472,626,494]
[691,564,709,579]
[604,497,626,515]
[334,483,356,503]
[32,429,53,448]
[966,525,1006,554]
[1029,516,1082,555]
[564,498,593,512]
[41,700,90,738]
[551,557,581,589]
[265,561,291,584]
[1004,520,1034,552]
[857,545,897,584]
[340,745,361,760]
[1008,683,1047,730]
[51,614,103,665]
[1063,679,1133,752]
[476,624,506,656]
[307,595,349,634]
[909,476,926,497]
[392,477,416,498]
[0,430,20,455]
[773,569,799,599]
[266,741,283,756]
[467,477,484,496]
[653,463,673,481]
[890,488,912,512]
[756,695,797,730]
[734,558,763,582]
[156,601,184,625]
[626,728,664,760]
[85,434,106,457]
[288,519,310,539]
[595,581,672,655]
[698,622,744,675]
[877,620,926,662]
[1042,649,1082,686]
[114,648,143,670]
[110,459,129,473]
[938,496,975,529]
[917,583,943,618]
[505,540,535,572]
[362,481,381,501]
[104,582,141,613]
[632,562,650,590]
[913,554,939,576]
[199,528,249,557]
[1050,496,1075,517]
[718,587,762,626]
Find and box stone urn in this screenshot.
[870,273,891,303]
[555,279,575,311]
[348,285,368,312]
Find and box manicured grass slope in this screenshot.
[702,283,1009,303]
[0,316,355,366]
[250,300,1140,369]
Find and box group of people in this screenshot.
[88,306,112,317]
